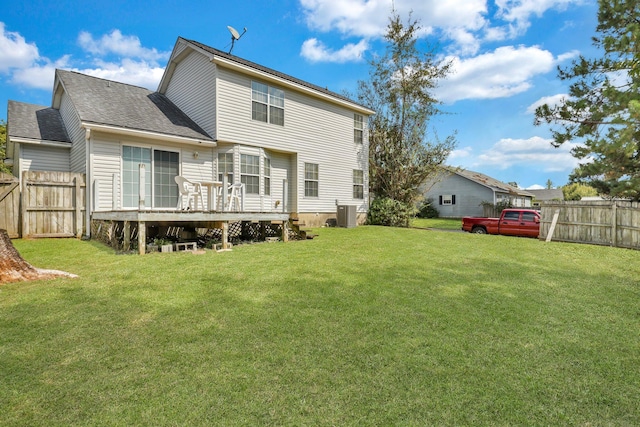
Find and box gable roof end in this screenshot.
[160,37,375,115]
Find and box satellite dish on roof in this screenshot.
[227,25,247,54]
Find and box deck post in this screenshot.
[282,220,289,242]
[222,174,228,211]
[138,221,146,255]
[123,221,130,251]
[222,221,229,249]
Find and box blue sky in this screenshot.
[0,0,599,189]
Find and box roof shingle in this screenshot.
[8,100,71,143]
[56,70,213,141]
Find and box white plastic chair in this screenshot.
[174,176,204,210]
[217,183,244,211]
[228,183,244,211]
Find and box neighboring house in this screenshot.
[528,188,564,207]
[423,168,534,218]
[6,37,374,236]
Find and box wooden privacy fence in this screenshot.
[540,200,640,249]
[20,171,86,238]
[0,173,21,238]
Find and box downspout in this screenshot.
[85,128,92,238]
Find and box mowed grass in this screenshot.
[1,227,639,426]
[411,217,462,230]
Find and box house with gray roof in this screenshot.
[423,168,534,218]
[5,37,374,242]
[527,188,564,207]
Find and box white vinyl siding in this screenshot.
[91,136,215,211]
[59,91,86,173]
[21,145,70,172]
[215,66,369,213]
[164,49,217,138]
[92,136,121,211]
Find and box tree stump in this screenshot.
[0,229,77,283]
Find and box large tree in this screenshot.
[357,12,456,225]
[534,0,640,200]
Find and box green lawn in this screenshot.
[411,217,462,230]
[1,227,639,426]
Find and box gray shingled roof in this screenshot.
[183,38,372,111]
[527,188,564,201]
[56,70,213,141]
[455,168,534,197]
[7,100,71,143]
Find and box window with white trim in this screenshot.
[439,195,456,205]
[252,81,284,126]
[353,169,364,199]
[304,163,319,197]
[218,152,234,183]
[264,157,271,196]
[354,114,364,144]
[122,146,178,208]
[241,154,260,194]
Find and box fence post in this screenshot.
[611,202,617,247]
[75,177,83,238]
[21,172,29,238]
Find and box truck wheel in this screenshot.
[472,226,487,234]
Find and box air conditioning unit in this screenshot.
[337,205,357,228]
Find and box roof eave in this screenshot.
[82,122,216,146]
[8,135,72,149]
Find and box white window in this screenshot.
[304,163,319,197]
[252,81,284,126]
[354,114,364,144]
[264,157,271,196]
[353,170,364,199]
[241,154,260,194]
[218,152,234,183]
[122,146,179,208]
[440,195,456,205]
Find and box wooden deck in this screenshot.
[91,210,293,254]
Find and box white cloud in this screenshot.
[436,45,556,103]
[526,93,568,114]
[79,59,165,90]
[1,25,167,91]
[11,55,72,90]
[494,0,583,36]
[301,38,368,63]
[298,0,581,60]
[448,146,473,162]
[475,136,580,172]
[78,30,169,62]
[0,22,40,73]
[526,184,545,189]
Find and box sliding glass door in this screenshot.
[122,146,179,209]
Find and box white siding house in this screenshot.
[6,36,374,236]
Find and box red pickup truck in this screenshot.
[462,208,541,238]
